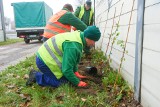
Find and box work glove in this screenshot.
[72,27,76,31]
[78,81,88,87]
[75,71,87,79]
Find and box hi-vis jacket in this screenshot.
[43,10,71,38]
[37,31,83,80]
[78,5,93,25]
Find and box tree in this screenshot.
[4,17,10,30]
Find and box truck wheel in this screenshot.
[24,38,30,44]
[38,36,43,41]
[38,38,42,41]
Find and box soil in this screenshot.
[75,57,143,107]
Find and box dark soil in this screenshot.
[76,57,142,107]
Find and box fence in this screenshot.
[95,0,160,107]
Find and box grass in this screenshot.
[0,38,23,46]
[0,50,135,107]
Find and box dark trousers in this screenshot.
[35,56,68,87]
[42,37,49,43]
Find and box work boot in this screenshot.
[26,70,37,86]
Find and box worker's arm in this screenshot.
[59,12,87,31]
[74,6,81,17]
[62,42,82,86]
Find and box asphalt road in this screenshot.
[0,40,42,71]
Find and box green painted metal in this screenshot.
[12,2,53,28]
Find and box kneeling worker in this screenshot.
[26,26,101,88]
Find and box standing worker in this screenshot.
[74,0,94,26]
[43,4,87,42]
[26,26,101,88]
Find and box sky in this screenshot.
[2,0,81,21]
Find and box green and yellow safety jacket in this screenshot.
[37,31,86,85]
[74,5,94,26]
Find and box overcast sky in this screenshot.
[3,0,81,21]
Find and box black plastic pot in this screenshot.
[85,66,97,76]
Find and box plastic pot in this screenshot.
[85,66,97,76]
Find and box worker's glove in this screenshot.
[72,27,77,31]
[75,72,87,79]
[78,81,88,87]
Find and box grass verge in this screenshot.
[0,38,23,46]
[0,50,140,107]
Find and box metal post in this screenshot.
[94,0,95,25]
[0,0,6,41]
[134,0,145,102]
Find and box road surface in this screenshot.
[0,40,42,71]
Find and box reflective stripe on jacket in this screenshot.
[78,5,93,25]
[38,31,83,79]
[43,10,71,38]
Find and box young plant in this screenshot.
[114,0,135,87]
[107,3,124,65]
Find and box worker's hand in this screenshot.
[78,81,87,87]
[75,72,87,79]
[72,27,76,31]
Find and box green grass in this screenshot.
[0,51,134,107]
[0,38,23,46]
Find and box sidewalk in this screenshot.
[0,41,42,71]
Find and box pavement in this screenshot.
[0,40,42,71]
